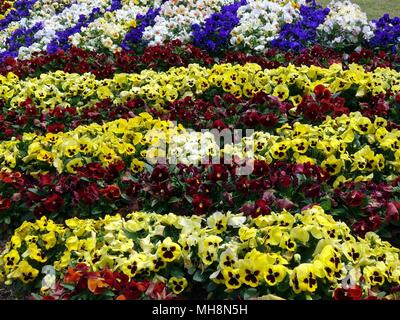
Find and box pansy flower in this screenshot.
[156,237,181,263]
[168,277,188,295]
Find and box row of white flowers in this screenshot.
[230,0,305,52]
[0,0,382,59]
[141,0,237,46]
[71,0,379,53]
[20,0,114,59]
[69,0,162,53]
[0,0,117,60]
[0,0,75,52]
[318,0,375,46]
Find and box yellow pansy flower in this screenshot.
[156,237,181,262]
[222,268,242,290]
[168,277,188,295]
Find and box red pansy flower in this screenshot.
[43,194,64,212]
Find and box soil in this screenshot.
[0,284,16,300]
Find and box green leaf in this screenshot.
[30,293,43,300]
[379,229,392,239]
[102,290,116,298]
[151,199,158,207]
[320,198,332,211]
[193,270,207,282]
[170,267,184,278]
[184,194,193,203]
[216,180,223,188]
[243,288,258,300]
[377,291,387,299]
[92,209,103,216]
[27,188,40,195]
[120,193,131,201]
[206,282,217,292]
[144,162,154,174]
[168,197,181,203]
[61,283,75,291]
[187,267,196,275]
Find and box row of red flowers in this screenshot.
[1,159,400,245]
[1,41,399,80]
[1,87,400,142]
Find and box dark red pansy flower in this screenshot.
[345,190,365,207]
[211,120,227,130]
[125,181,141,197]
[253,160,269,176]
[314,84,331,99]
[368,213,381,231]
[204,109,216,121]
[135,279,151,293]
[192,193,212,215]
[43,193,64,212]
[248,179,262,192]
[239,203,255,216]
[39,174,53,187]
[253,199,270,217]
[108,160,125,174]
[386,201,400,222]
[333,285,363,300]
[65,107,77,115]
[151,164,170,182]
[150,182,173,199]
[33,205,45,219]
[352,219,370,238]
[4,128,14,137]
[209,164,228,181]
[47,122,65,133]
[241,110,262,127]
[302,183,323,198]
[236,176,251,194]
[101,185,121,200]
[81,163,107,179]
[275,198,295,210]
[278,173,292,189]
[3,56,16,66]
[15,115,27,126]
[51,105,65,118]
[0,196,12,211]
[395,93,400,104]
[261,113,279,128]
[77,183,100,205]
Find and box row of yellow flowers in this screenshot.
[1,110,399,180]
[0,113,194,173]
[223,112,400,181]
[1,63,399,110]
[0,205,399,298]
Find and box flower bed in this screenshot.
[2,206,400,299]
[1,0,400,301]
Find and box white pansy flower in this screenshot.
[68,0,159,52]
[317,0,375,47]
[230,0,304,52]
[142,0,236,46]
